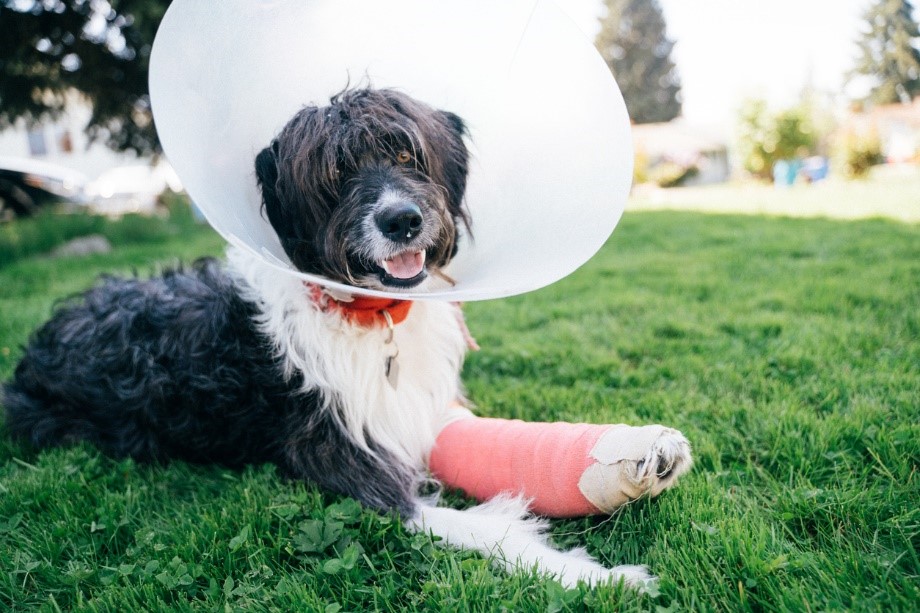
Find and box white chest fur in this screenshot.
[226,246,468,468]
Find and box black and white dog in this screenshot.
[3,88,689,588]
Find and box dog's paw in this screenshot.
[591,564,657,591]
[630,427,693,496]
[555,559,656,591]
[610,565,658,593]
[578,425,692,513]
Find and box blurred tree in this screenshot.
[849,0,920,104]
[0,0,171,156]
[737,99,773,179]
[595,0,682,123]
[737,99,817,180]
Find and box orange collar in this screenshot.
[305,283,413,328]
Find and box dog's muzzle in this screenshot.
[373,201,429,288]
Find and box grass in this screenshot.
[0,192,201,268]
[0,202,918,611]
[629,166,920,223]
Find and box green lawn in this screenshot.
[629,167,920,223]
[1,206,917,611]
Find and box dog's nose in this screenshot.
[375,202,423,242]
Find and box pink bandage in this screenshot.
[429,417,680,517]
[430,418,603,516]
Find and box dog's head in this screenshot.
[255,87,471,290]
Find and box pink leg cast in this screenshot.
[429,417,692,517]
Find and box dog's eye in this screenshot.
[396,150,412,164]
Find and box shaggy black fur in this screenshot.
[1,87,473,517]
[2,261,418,514]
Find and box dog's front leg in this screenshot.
[279,407,420,516]
[429,417,693,516]
[404,414,692,589]
[409,494,653,589]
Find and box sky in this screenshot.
[560,0,876,129]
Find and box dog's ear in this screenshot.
[439,111,467,138]
[434,110,472,260]
[255,141,287,234]
[436,110,471,218]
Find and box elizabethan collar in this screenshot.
[149,0,633,301]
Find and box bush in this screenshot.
[836,129,885,179]
[738,99,818,180]
[633,147,650,186]
[647,161,699,188]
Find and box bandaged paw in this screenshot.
[429,418,692,517]
[576,425,692,513]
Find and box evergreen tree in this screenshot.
[0,0,171,156]
[850,0,920,105]
[595,0,681,124]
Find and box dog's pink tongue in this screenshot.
[384,251,425,279]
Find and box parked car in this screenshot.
[85,163,182,215]
[0,156,88,220]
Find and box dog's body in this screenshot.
[3,249,458,515]
[3,88,688,587]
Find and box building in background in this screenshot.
[857,98,920,164]
[631,119,730,188]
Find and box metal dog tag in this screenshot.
[384,355,400,388]
[382,309,399,389]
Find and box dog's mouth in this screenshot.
[376,249,427,288]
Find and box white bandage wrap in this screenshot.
[577,425,691,513]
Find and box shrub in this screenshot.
[836,129,885,179]
[633,147,650,186]
[647,161,699,188]
[738,99,818,180]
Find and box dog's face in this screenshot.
[255,88,471,290]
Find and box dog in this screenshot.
[2,87,690,588]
